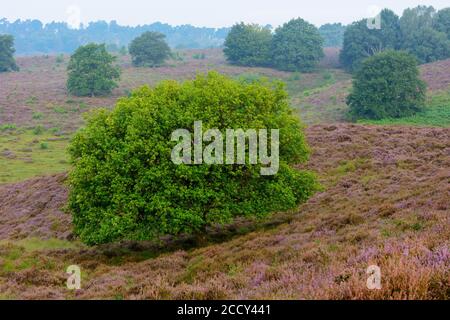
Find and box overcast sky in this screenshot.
[2,0,449,28]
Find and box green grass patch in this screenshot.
[0,129,70,184]
[0,123,17,131]
[53,105,68,114]
[358,91,450,127]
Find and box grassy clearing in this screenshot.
[0,238,80,252]
[359,91,450,128]
[0,238,81,277]
[0,128,70,184]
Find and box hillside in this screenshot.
[0,49,449,300]
[0,124,448,299]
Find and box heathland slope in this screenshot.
[0,124,448,299]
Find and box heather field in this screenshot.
[0,49,449,300]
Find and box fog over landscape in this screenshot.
[3,0,450,27]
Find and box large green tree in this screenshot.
[129,32,171,67]
[402,27,450,63]
[271,18,324,72]
[223,23,272,67]
[347,50,426,120]
[340,9,401,72]
[400,6,450,63]
[68,72,319,245]
[433,8,450,39]
[67,43,121,97]
[0,34,19,72]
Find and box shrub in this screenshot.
[33,125,45,135]
[56,54,64,64]
[68,72,319,245]
[32,112,44,120]
[224,23,272,67]
[67,43,121,97]
[271,18,324,72]
[0,34,19,72]
[192,53,206,60]
[347,50,426,120]
[129,32,171,67]
[0,123,17,131]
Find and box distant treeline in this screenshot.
[0,18,231,55]
[0,18,346,55]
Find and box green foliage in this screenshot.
[402,27,450,64]
[271,18,324,72]
[0,123,17,131]
[192,53,206,60]
[67,43,121,97]
[0,34,19,72]
[319,23,346,47]
[33,125,45,135]
[224,23,272,67]
[433,8,450,39]
[32,112,44,120]
[341,6,450,71]
[0,19,229,55]
[53,105,68,114]
[340,9,401,72]
[68,72,319,245]
[400,6,450,63]
[129,32,171,67]
[55,54,64,64]
[347,50,426,120]
[119,46,128,56]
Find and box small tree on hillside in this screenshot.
[67,43,121,97]
[0,35,19,72]
[129,32,171,67]
[347,50,426,120]
[271,18,324,72]
[223,23,272,67]
[68,72,319,245]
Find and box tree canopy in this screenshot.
[347,50,426,120]
[271,18,324,72]
[129,32,171,67]
[433,8,450,39]
[340,9,401,72]
[0,34,19,72]
[0,18,229,54]
[341,6,450,71]
[400,6,450,63]
[319,23,346,47]
[68,72,319,245]
[67,43,121,97]
[223,23,272,67]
